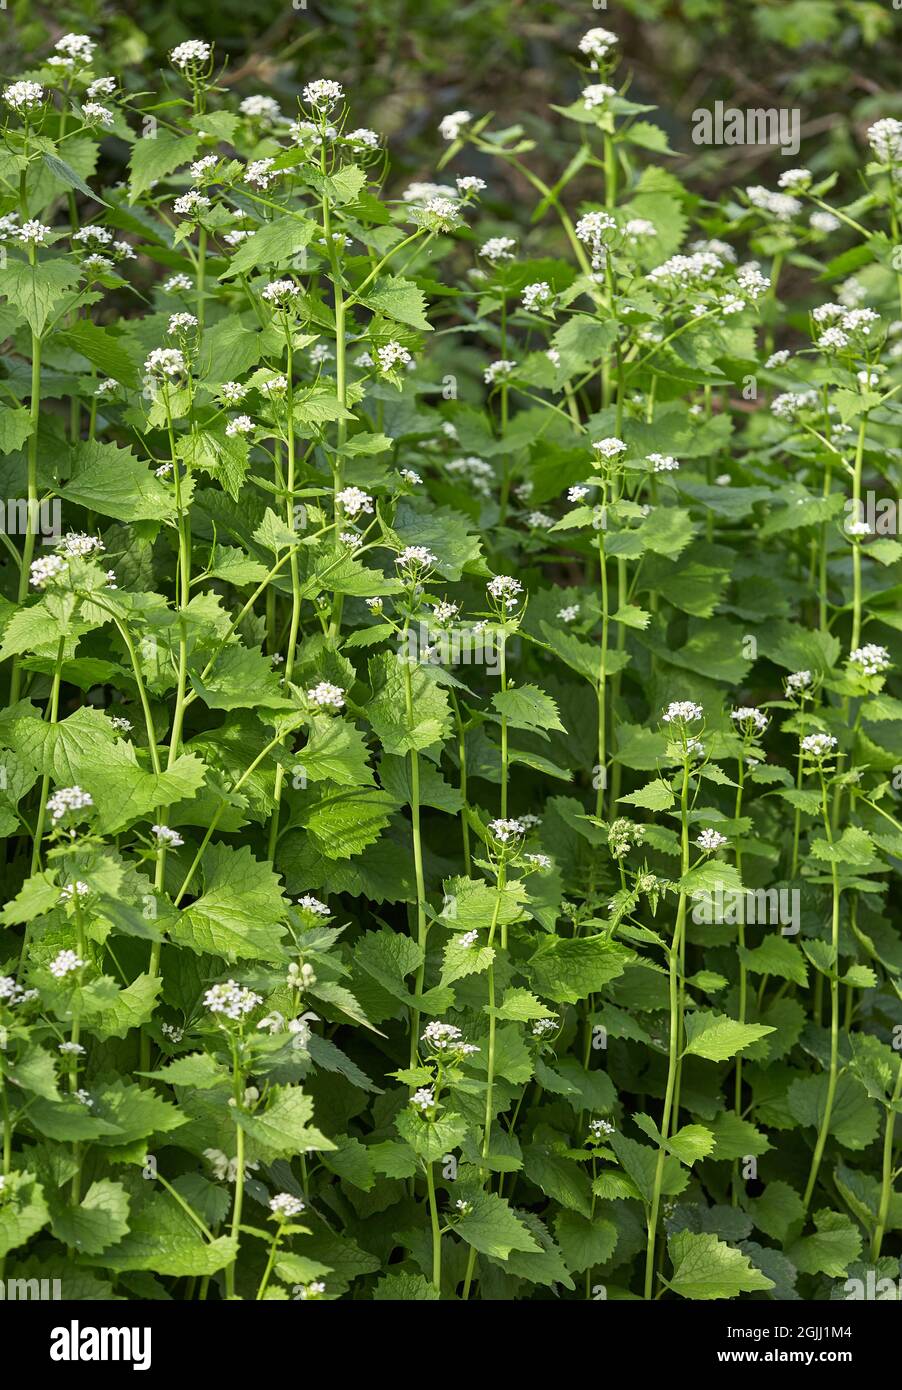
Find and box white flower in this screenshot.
[168,312,198,335]
[846,519,872,538]
[109,715,132,733]
[377,341,412,373]
[624,218,656,241]
[307,682,345,710]
[648,452,679,473]
[49,949,85,978]
[456,176,486,195]
[868,118,902,163]
[439,110,471,141]
[778,168,812,189]
[55,32,96,61]
[152,824,184,847]
[487,574,523,609]
[589,1117,615,1139]
[87,78,116,99]
[575,210,616,268]
[480,236,516,263]
[745,186,801,220]
[240,95,281,120]
[731,706,768,734]
[74,1089,94,1108]
[696,828,728,852]
[771,390,818,419]
[810,210,839,233]
[843,307,880,335]
[736,262,770,299]
[524,852,552,869]
[81,102,114,127]
[411,1086,435,1111]
[786,670,813,695]
[171,40,212,70]
[82,254,113,274]
[647,250,723,288]
[46,786,92,824]
[578,27,619,67]
[17,220,52,245]
[400,468,421,484]
[297,894,330,916]
[223,229,252,246]
[395,545,439,573]
[340,532,362,549]
[163,273,193,293]
[558,604,580,622]
[422,1021,467,1050]
[582,83,615,110]
[225,414,254,437]
[58,532,104,558]
[488,817,526,843]
[295,1281,326,1300]
[269,1192,305,1219]
[261,278,301,306]
[345,126,379,150]
[204,980,262,1019]
[58,1041,86,1055]
[817,326,849,352]
[4,81,44,111]
[302,79,344,110]
[546,347,561,368]
[800,733,837,757]
[244,158,278,190]
[593,436,627,460]
[765,349,790,368]
[30,555,67,589]
[484,359,516,385]
[174,191,210,218]
[60,881,90,901]
[447,456,494,496]
[522,281,553,312]
[848,644,891,676]
[569,486,591,505]
[365,597,383,612]
[260,374,287,395]
[336,486,374,519]
[526,510,554,529]
[459,930,479,948]
[662,700,703,724]
[532,1017,557,1037]
[144,347,185,378]
[161,1022,184,1043]
[189,154,219,182]
[219,381,247,404]
[433,601,460,623]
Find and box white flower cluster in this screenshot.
[439,110,471,141]
[786,669,813,695]
[480,236,516,263]
[269,1192,305,1219]
[575,210,616,270]
[30,555,67,589]
[145,347,186,378]
[421,1021,479,1054]
[648,452,679,473]
[800,733,837,758]
[848,644,891,676]
[771,390,818,419]
[377,341,412,373]
[484,359,516,384]
[49,949,85,978]
[488,817,526,843]
[0,977,38,1008]
[583,83,615,110]
[522,281,553,312]
[589,1117,615,1139]
[662,701,703,724]
[647,250,723,288]
[307,682,345,710]
[171,40,212,69]
[47,786,93,822]
[152,825,184,847]
[745,185,801,220]
[487,574,523,609]
[4,81,44,111]
[204,980,262,1019]
[578,27,619,67]
[395,545,438,574]
[696,828,728,852]
[303,78,344,110]
[730,706,768,733]
[868,118,902,163]
[336,486,374,519]
[447,456,494,496]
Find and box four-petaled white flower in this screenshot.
[696,828,728,852]
[307,682,345,711]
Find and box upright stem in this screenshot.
[644,759,689,1298]
[9,326,42,707]
[425,1163,443,1293]
[871,1060,902,1261]
[802,775,841,1213]
[404,630,428,1069]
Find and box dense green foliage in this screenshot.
[1,9,902,1303]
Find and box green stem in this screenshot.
[871,1060,902,1261]
[802,775,841,1214]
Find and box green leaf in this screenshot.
[0,1173,50,1258]
[1,258,82,336]
[454,1191,541,1258]
[235,1085,335,1157]
[57,440,176,522]
[220,214,317,277]
[619,777,675,810]
[683,1011,776,1062]
[528,936,633,1004]
[666,1230,774,1299]
[50,1180,130,1256]
[362,275,431,330]
[177,842,287,962]
[129,131,199,201]
[787,1210,862,1278]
